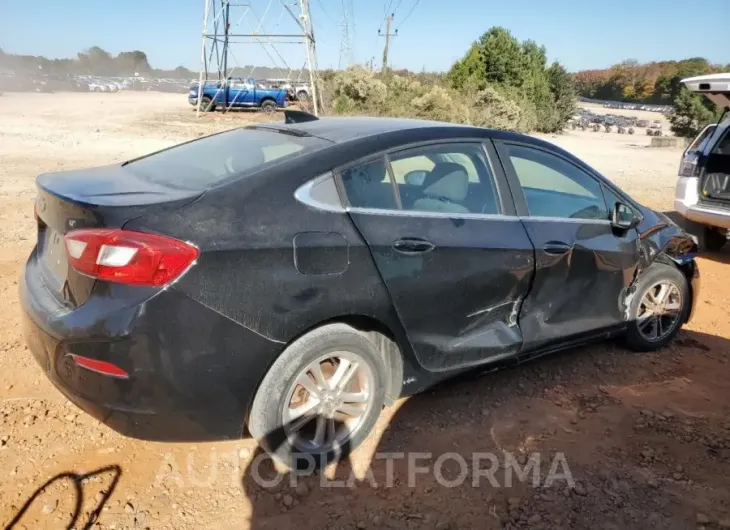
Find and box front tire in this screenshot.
[199,96,215,112]
[248,323,388,471]
[624,263,690,352]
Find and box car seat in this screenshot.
[411,162,470,213]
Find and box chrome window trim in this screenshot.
[523,216,612,225]
[345,206,612,224]
[295,174,613,225]
[294,172,347,213]
[346,206,519,221]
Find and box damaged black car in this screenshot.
[20,112,699,468]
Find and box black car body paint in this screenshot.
[20,117,700,441]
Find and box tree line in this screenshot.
[0,46,195,79]
[574,58,728,137]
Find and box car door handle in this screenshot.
[392,238,435,254]
[542,241,572,255]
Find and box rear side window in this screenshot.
[686,124,717,155]
[124,128,328,190]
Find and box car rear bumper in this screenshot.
[675,176,730,229]
[188,97,197,106]
[19,250,283,441]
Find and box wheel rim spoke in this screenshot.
[288,398,320,423]
[637,280,682,342]
[312,415,326,446]
[283,352,374,453]
[340,391,369,404]
[288,407,318,434]
[332,360,360,391]
[295,373,322,398]
[310,362,330,392]
[337,403,364,417]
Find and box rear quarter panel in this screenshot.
[122,149,416,370]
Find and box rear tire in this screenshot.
[260,100,276,113]
[248,323,388,471]
[624,263,690,352]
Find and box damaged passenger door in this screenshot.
[495,141,641,354]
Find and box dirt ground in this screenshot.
[1,92,729,530]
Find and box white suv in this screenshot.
[674,73,730,251]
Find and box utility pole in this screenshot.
[378,14,397,72]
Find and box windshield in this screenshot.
[124,128,328,190]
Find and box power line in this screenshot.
[392,0,404,16]
[314,0,338,27]
[378,0,395,32]
[396,0,421,30]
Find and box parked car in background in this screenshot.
[20,112,699,469]
[674,72,730,251]
[262,78,311,101]
[188,77,289,112]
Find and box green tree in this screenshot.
[547,62,576,127]
[669,88,721,138]
[116,51,151,74]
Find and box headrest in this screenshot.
[422,163,468,202]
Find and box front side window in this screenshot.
[505,144,608,221]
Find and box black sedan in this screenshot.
[20,111,699,468]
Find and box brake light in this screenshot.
[678,152,700,178]
[64,229,199,286]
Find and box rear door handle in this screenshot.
[542,241,572,255]
[392,237,435,254]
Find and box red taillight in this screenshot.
[71,354,129,379]
[64,229,199,286]
[678,153,700,179]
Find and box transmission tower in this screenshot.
[197,0,323,116]
[338,0,357,69]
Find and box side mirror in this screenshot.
[611,202,640,230]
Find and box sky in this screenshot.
[1,0,729,74]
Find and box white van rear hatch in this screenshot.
[682,73,730,108]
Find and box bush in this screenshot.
[326,66,527,132]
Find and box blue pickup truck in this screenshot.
[188,77,289,112]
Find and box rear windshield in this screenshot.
[124,127,328,189]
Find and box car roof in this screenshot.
[258,116,528,144]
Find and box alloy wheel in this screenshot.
[636,280,683,342]
[282,352,375,454]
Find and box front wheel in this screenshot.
[624,263,690,352]
[248,323,389,471]
[200,96,215,112]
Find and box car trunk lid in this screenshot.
[682,73,730,109]
[34,164,203,308]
